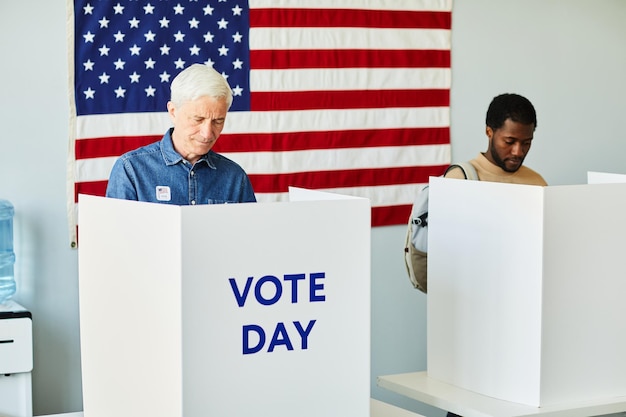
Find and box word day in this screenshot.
[228,272,327,355]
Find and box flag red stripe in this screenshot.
[372,205,411,227]
[75,181,108,202]
[249,165,448,193]
[250,89,449,111]
[250,9,451,29]
[76,135,161,159]
[250,49,450,69]
[215,127,449,152]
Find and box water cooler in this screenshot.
[0,300,33,417]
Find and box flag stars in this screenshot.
[98,72,110,84]
[77,2,255,112]
[83,87,95,99]
[144,30,156,42]
[159,71,171,83]
[99,45,110,56]
[83,31,95,43]
[217,18,229,29]
[203,31,214,43]
[232,85,243,96]
[173,3,184,14]
[114,86,126,98]
[83,60,95,71]
[189,18,200,29]
[129,44,141,55]
[114,59,125,70]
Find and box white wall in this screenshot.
[0,1,83,414]
[449,0,626,188]
[1,1,625,416]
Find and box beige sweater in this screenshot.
[445,153,547,186]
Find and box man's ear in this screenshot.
[486,126,493,140]
[167,101,176,120]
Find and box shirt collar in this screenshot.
[160,128,216,169]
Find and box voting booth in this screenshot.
[78,189,370,417]
[425,176,626,408]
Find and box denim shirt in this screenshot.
[106,129,256,205]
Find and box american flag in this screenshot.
[68,0,452,247]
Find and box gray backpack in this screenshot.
[403,162,479,293]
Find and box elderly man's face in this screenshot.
[167,95,229,164]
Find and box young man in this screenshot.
[445,93,547,186]
[106,63,256,204]
[443,93,546,417]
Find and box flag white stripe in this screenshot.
[254,182,433,207]
[76,112,171,138]
[76,107,449,138]
[250,68,451,92]
[223,144,450,174]
[249,0,452,13]
[76,157,118,183]
[250,28,450,51]
[225,107,450,134]
[75,144,450,183]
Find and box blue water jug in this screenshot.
[0,199,16,305]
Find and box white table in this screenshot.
[378,371,626,417]
[39,399,425,417]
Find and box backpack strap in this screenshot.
[444,162,479,181]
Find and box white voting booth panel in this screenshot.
[588,171,626,184]
[426,176,626,408]
[78,189,370,417]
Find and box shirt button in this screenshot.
[191,171,195,176]
[191,200,196,205]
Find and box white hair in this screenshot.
[170,64,233,109]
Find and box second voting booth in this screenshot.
[426,176,626,408]
[77,189,370,417]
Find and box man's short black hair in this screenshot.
[485,93,537,131]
